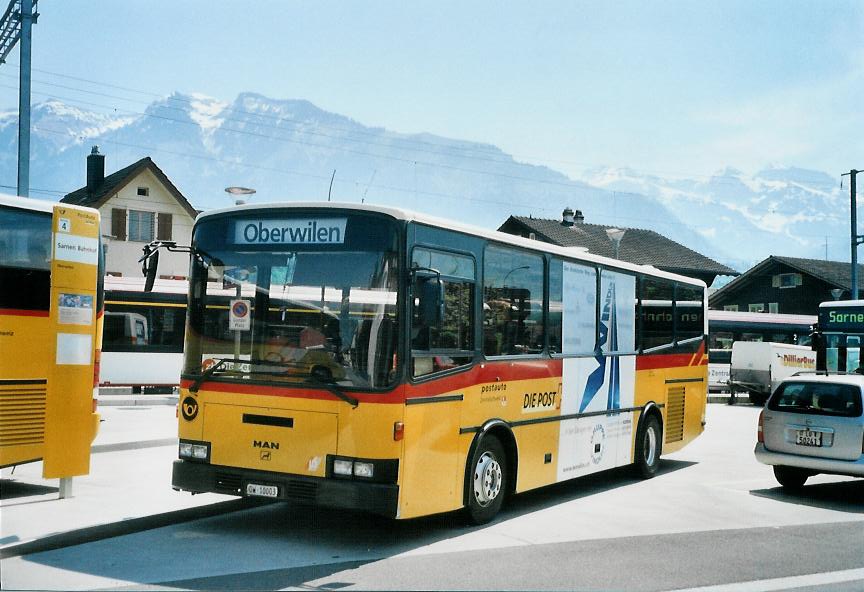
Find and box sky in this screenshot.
[1,0,862,180]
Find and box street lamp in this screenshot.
[225,186,256,205]
[606,228,626,259]
[502,265,529,287]
[831,288,845,301]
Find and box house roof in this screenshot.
[711,255,864,302]
[61,156,198,219]
[499,216,738,278]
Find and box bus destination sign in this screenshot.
[819,305,864,332]
[233,218,347,246]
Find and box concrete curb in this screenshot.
[0,498,273,559]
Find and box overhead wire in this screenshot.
[2,62,840,185]
[0,65,848,257]
[0,78,847,224]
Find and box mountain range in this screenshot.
[0,92,851,282]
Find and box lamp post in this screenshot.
[225,186,256,205]
[502,265,529,287]
[606,228,626,259]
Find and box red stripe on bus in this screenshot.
[182,352,706,404]
[636,353,701,371]
[0,308,49,317]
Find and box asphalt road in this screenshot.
[2,404,863,591]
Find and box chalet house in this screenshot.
[498,208,738,286]
[708,255,864,315]
[61,147,197,279]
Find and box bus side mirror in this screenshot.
[142,248,159,293]
[417,276,445,327]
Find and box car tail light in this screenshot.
[757,409,764,444]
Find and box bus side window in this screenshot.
[483,245,544,357]
[640,277,674,351]
[410,248,476,378]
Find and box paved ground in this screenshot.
[1,402,862,591]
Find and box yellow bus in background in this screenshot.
[157,202,707,523]
[0,193,103,482]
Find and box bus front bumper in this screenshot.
[172,460,400,518]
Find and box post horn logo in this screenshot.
[181,396,199,421]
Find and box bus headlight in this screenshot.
[333,459,353,476]
[327,456,398,483]
[179,440,210,462]
[353,461,374,478]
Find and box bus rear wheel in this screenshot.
[634,414,662,479]
[465,434,507,525]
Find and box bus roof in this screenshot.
[196,201,707,288]
[819,300,864,309]
[0,192,56,214]
[707,309,816,326]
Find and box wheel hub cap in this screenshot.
[473,451,502,507]
[645,427,657,466]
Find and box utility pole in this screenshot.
[843,168,864,300]
[0,0,38,197]
[16,0,32,197]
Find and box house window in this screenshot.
[749,303,765,313]
[137,187,149,197]
[723,305,739,312]
[157,212,173,241]
[772,273,802,289]
[768,302,779,314]
[128,210,155,242]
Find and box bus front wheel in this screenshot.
[634,414,662,479]
[465,434,507,525]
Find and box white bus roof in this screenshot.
[196,201,706,288]
[819,300,864,309]
[104,276,189,294]
[707,309,816,325]
[0,192,56,214]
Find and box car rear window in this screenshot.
[768,381,863,417]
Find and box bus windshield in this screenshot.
[182,212,400,390]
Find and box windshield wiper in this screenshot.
[296,374,359,408]
[189,358,228,393]
[191,357,359,408]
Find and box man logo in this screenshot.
[260,450,272,461]
[181,396,199,421]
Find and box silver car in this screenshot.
[754,373,864,488]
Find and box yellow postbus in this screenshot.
[153,203,706,522]
[0,193,103,482]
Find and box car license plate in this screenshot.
[796,429,822,447]
[246,483,278,498]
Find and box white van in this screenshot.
[729,341,816,405]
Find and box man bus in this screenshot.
[144,202,708,523]
[0,193,103,493]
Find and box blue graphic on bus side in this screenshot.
[579,282,621,413]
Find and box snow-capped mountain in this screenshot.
[581,165,848,272]
[0,93,848,277]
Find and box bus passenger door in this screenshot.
[399,399,461,518]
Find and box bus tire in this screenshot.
[465,434,507,525]
[634,414,662,479]
[773,465,808,490]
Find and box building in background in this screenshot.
[61,147,197,278]
[498,208,738,287]
[708,255,864,315]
